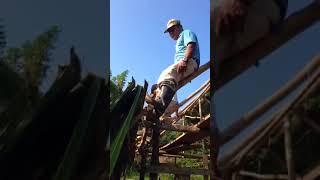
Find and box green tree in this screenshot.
[2,25,60,97]
[112,70,129,90]
[110,70,129,106]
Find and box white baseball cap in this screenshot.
[164,19,181,33]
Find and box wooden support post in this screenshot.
[231,172,238,180]
[199,98,203,122]
[140,105,156,180]
[203,155,209,180]
[150,116,160,180]
[210,101,221,180]
[138,127,148,180]
[283,119,296,180]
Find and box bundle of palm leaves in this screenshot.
[0,48,109,180]
[109,78,147,179]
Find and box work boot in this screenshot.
[153,85,175,115]
[145,93,156,105]
[162,100,179,117]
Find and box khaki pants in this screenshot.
[157,58,198,91]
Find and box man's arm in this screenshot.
[184,42,195,60]
[176,43,195,73]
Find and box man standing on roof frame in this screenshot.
[146,19,201,116]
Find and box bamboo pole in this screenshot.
[214,2,320,90]
[220,70,320,169]
[150,116,160,180]
[147,152,208,160]
[302,162,320,180]
[139,127,148,180]
[203,155,209,180]
[219,55,320,146]
[199,98,203,122]
[178,80,209,108]
[141,120,209,133]
[283,118,296,180]
[177,61,210,90]
[179,86,210,116]
[160,87,210,136]
[184,115,201,119]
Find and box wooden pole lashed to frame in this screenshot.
[283,119,296,180]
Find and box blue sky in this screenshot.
[110,0,210,103]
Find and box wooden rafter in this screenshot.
[219,55,320,146]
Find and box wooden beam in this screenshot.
[283,119,296,180]
[219,55,320,146]
[160,87,210,136]
[142,120,209,133]
[160,122,208,133]
[184,115,201,119]
[160,115,210,152]
[302,162,320,180]
[177,61,210,90]
[163,144,203,153]
[179,86,210,116]
[214,2,320,90]
[178,80,209,108]
[239,171,290,180]
[220,71,320,168]
[148,152,208,160]
[146,164,210,175]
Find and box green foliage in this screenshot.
[110,70,129,106]
[177,158,201,168]
[3,25,60,94]
[160,131,182,145]
[112,70,129,90]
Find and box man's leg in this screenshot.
[148,59,197,116]
[162,93,179,117]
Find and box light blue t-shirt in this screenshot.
[174,29,200,66]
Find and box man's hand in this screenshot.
[215,0,248,35]
[176,60,188,73]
